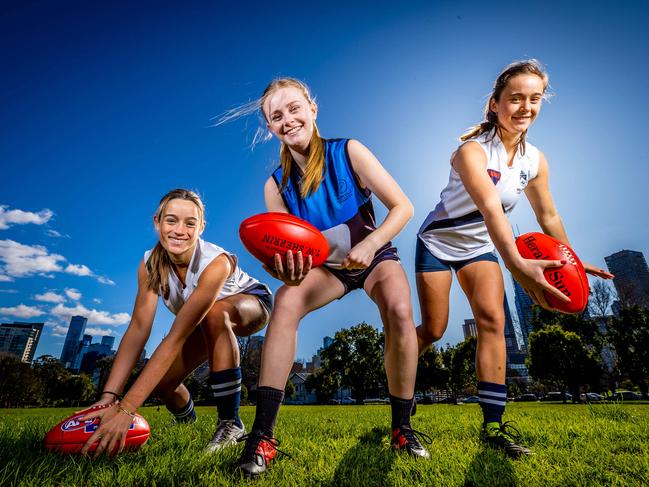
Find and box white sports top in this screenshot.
[418,130,540,261]
[144,239,266,315]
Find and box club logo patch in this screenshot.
[487,169,501,185]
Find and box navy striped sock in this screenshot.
[168,395,196,423]
[478,381,507,425]
[209,367,242,428]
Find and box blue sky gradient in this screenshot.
[1,0,648,361]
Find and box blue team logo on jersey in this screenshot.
[61,416,98,432]
[487,169,501,185]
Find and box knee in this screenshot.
[418,323,445,343]
[202,304,230,332]
[475,310,504,336]
[383,300,414,333]
[153,380,181,401]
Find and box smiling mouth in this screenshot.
[285,126,302,135]
[168,237,188,244]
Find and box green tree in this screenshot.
[608,306,649,398]
[305,365,341,403]
[284,378,295,399]
[313,322,385,401]
[447,337,477,401]
[416,345,448,394]
[527,325,600,401]
[0,353,42,407]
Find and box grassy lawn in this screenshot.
[0,402,647,486]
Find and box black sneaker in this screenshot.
[480,421,532,458]
[236,430,290,478]
[390,425,431,459]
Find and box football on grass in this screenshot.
[43,404,150,454]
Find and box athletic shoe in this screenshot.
[390,425,432,459]
[236,430,290,478]
[480,421,532,458]
[205,419,246,453]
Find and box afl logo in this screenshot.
[61,416,96,432]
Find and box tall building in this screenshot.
[78,336,116,375]
[503,293,519,354]
[323,336,334,349]
[0,321,44,363]
[72,334,93,370]
[60,315,87,368]
[462,319,477,339]
[101,335,116,349]
[512,277,534,350]
[605,250,649,308]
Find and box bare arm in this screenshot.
[81,254,232,457]
[525,152,613,279]
[344,139,414,269]
[453,142,569,308]
[263,176,313,284]
[96,260,158,404]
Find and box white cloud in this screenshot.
[0,240,65,277]
[0,205,53,230]
[0,239,114,285]
[92,298,102,304]
[0,289,18,293]
[34,291,66,303]
[50,324,68,337]
[0,303,45,318]
[65,264,92,276]
[45,230,69,238]
[64,288,82,301]
[85,327,114,337]
[51,303,130,326]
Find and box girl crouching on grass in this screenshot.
[80,188,272,456]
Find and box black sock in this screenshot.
[252,386,284,437]
[390,394,414,429]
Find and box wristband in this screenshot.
[118,404,136,418]
[101,390,122,400]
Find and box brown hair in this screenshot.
[147,189,205,299]
[260,78,326,199]
[461,59,549,155]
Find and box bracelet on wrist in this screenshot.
[118,404,136,418]
[101,390,122,400]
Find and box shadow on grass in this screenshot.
[324,427,395,487]
[464,447,517,487]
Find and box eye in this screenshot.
[165,218,177,224]
[510,97,521,103]
[186,221,196,227]
[289,105,299,113]
[271,114,282,122]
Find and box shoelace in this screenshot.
[494,421,523,442]
[238,431,292,460]
[399,427,433,446]
[211,421,241,443]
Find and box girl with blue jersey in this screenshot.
[235,78,429,478]
[415,60,613,457]
[79,189,272,457]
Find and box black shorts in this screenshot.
[325,244,400,296]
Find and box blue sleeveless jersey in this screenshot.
[272,138,390,268]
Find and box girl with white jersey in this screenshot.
[416,60,613,457]
[80,189,272,457]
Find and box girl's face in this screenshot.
[263,86,317,152]
[155,198,204,260]
[490,74,545,136]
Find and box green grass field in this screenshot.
[0,403,647,486]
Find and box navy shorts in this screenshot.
[326,244,400,295]
[242,283,274,314]
[415,238,498,273]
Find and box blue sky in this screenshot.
[1,0,648,362]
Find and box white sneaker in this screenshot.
[205,419,246,452]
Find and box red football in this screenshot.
[239,212,329,268]
[515,232,589,314]
[43,404,150,454]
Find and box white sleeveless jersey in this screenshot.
[144,239,266,315]
[418,130,540,261]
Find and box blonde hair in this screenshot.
[461,59,550,155]
[213,78,326,199]
[147,189,205,299]
[260,78,326,199]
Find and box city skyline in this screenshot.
[1,1,649,363]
